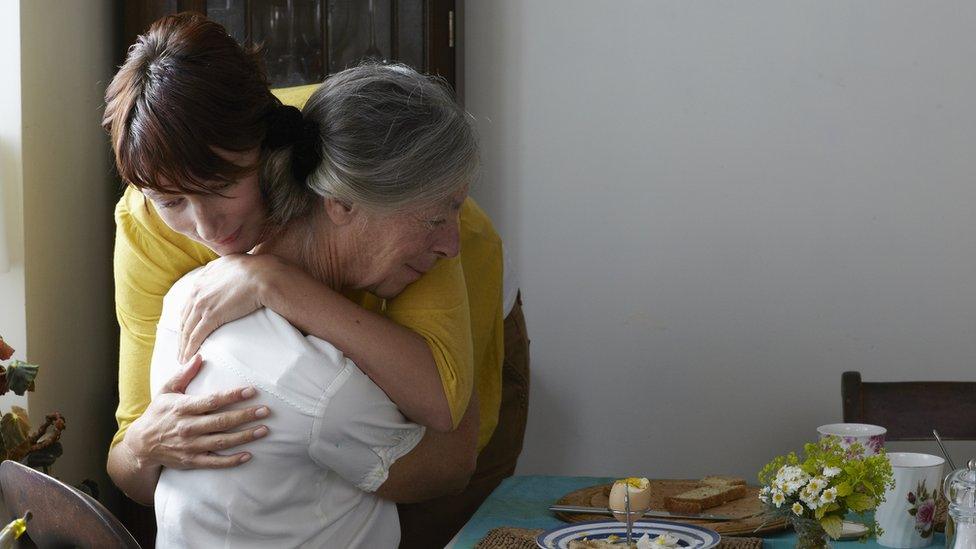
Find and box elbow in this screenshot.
[427,410,456,433]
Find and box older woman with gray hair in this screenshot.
[106,13,528,547]
[141,62,481,547]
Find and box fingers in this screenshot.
[188,425,269,454]
[178,386,258,415]
[179,299,204,363]
[173,451,253,470]
[161,354,203,394]
[178,405,270,438]
[180,314,218,364]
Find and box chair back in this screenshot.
[0,460,140,548]
[842,371,976,441]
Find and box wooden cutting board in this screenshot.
[554,479,788,537]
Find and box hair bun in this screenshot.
[265,104,304,149]
[265,104,322,182]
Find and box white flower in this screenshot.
[820,487,837,504]
[823,466,842,478]
[783,479,805,496]
[777,466,807,483]
[771,490,786,508]
[799,487,821,510]
[807,477,827,494]
[792,502,804,516]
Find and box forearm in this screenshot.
[375,389,479,503]
[107,435,161,506]
[260,257,453,430]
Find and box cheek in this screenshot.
[234,188,265,219]
[156,209,195,236]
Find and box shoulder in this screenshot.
[458,197,503,283]
[157,268,206,333]
[460,197,502,249]
[183,293,354,413]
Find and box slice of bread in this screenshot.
[699,475,746,487]
[665,483,747,514]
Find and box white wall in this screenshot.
[463,1,976,479]
[17,0,118,500]
[0,0,29,414]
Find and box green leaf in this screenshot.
[0,412,29,460]
[908,509,917,516]
[6,360,38,395]
[821,515,844,539]
[846,492,875,513]
[835,482,853,497]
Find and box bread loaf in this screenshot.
[665,484,747,514]
[699,475,746,487]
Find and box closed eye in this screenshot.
[157,197,184,209]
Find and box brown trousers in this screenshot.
[397,293,531,549]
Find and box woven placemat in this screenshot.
[474,527,762,549]
[474,527,542,549]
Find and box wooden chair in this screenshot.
[0,460,140,548]
[842,371,976,441]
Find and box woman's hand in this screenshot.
[179,254,273,362]
[122,355,270,470]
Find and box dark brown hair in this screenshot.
[103,12,280,194]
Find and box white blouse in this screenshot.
[149,269,425,549]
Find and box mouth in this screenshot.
[213,226,242,247]
[406,265,426,276]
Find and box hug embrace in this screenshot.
[103,12,528,549]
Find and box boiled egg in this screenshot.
[608,477,652,521]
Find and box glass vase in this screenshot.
[791,517,832,549]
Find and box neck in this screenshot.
[254,209,344,290]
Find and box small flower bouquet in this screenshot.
[758,438,894,548]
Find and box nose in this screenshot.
[431,217,461,258]
[191,202,225,243]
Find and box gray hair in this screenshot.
[262,62,479,227]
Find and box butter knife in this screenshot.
[548,504,737,521]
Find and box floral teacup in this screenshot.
[816,423,886,456]
[875,452,944,548]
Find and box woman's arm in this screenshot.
[107,356,265,504]
[110,190,270,502]
[376,388,480,503]
[179,253,471,432]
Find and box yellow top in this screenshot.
[111,87,503,452]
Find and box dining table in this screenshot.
[446,475,947,549]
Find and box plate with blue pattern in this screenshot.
[535,519,721,549]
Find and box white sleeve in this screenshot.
[308,363,425,493]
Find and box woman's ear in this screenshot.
[324,197,357,225]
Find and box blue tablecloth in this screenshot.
[451,475,947,549]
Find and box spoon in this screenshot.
[933,429,956,470]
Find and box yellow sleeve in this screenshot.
[381,256,474,428]
[111,187,217,447]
